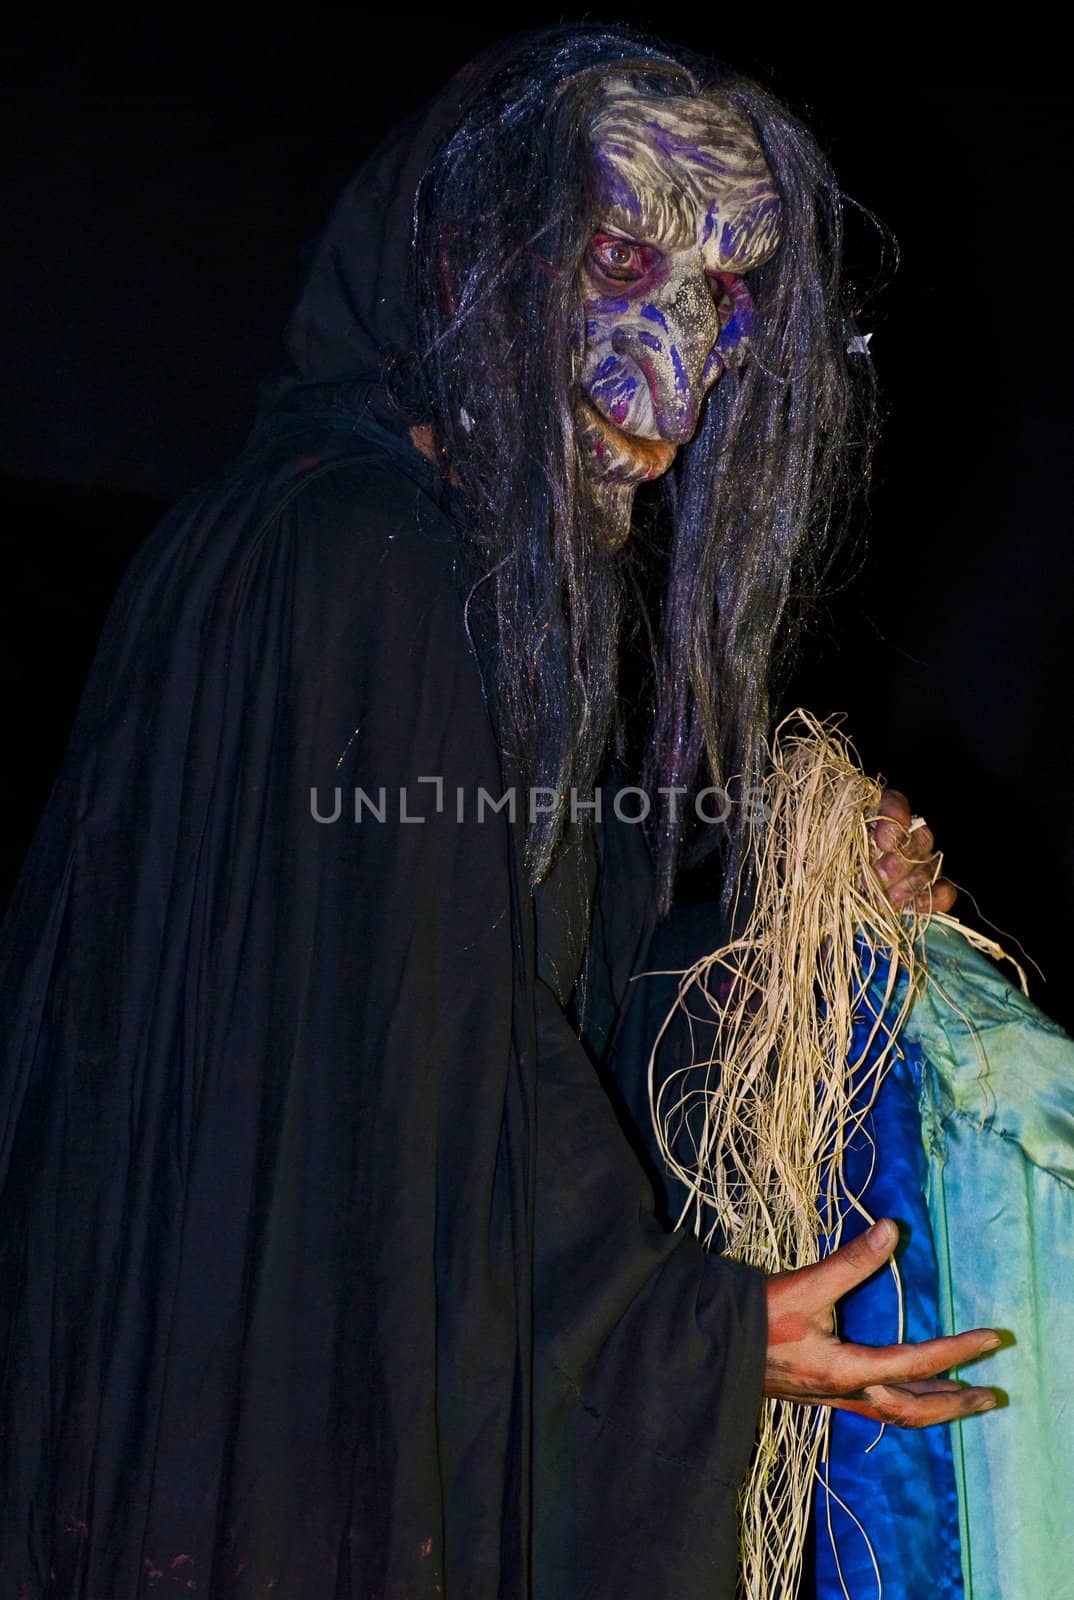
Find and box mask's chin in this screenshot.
[575,398,678,550]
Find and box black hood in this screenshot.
[264,36,534,438]
[260,25,677,441]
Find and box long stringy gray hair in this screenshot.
[412,25,877,909]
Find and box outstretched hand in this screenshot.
[764,1219,1000,1427]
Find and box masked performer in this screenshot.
[0,26,999,1599]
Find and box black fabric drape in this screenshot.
[1,36,767,1597]
[1,425,531,1595]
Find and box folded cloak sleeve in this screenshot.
[531,870,767,1596]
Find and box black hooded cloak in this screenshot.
[0,45,767,1600]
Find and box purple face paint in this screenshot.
[670,345,691,397]
[594,151,643,218]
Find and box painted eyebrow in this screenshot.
[596,225,762,268]
[592,225,673,254]
[601,200,698,251]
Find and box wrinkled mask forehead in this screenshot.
[589,80,781,273]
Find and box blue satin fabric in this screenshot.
[814,952,964,1600]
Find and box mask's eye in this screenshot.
[589,233,656,286]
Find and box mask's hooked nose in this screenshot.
[611,274,721,445]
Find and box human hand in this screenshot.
[871,788,956,914]
[764,1219,1000,1427]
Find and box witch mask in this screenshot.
[577,82,781,545]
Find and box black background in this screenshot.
[4,12,1072,1023]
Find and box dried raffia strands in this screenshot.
[645,709,1018,1600]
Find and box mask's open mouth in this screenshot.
[577,399,677,482]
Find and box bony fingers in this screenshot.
[878,787,911,823]
[889,871,933,906]
[873,850,902,884]
[895,1382,997,1420]
[896,1378,968,1396]
[806,1219,900,1304]
[888,858,944,905]
[840,1328,1001,1387]
[843,1384,997,1429]
[871,790,910,851]
[915,879,957,914]
[903,822,935,860]
[873,820,905,857]
[875,846,939,890]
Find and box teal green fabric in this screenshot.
[903,922,1074,1600]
